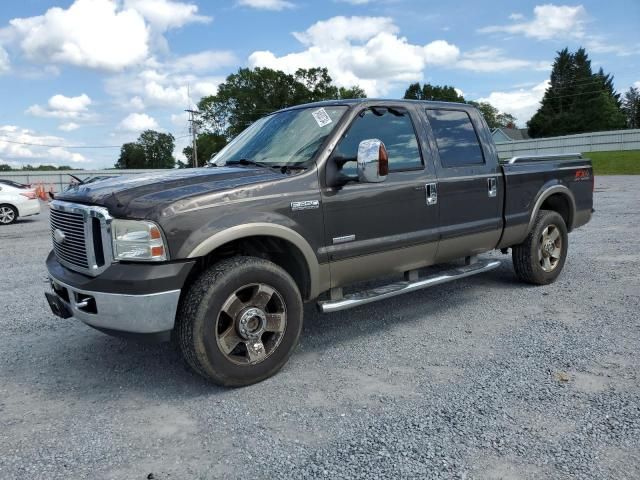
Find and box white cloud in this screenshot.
[47,147,86,163]
[477,80,550,125]
[634,81,640,90]
[249,16,460,96]
[457,47,549,72]
[508,13,524,21]
[106,60,223,110]
[583,36,639,57]
[124,0,212,30]
[171,50,237,73]
[479,4,586,40]
[7,0,150,71]
[171,112,189,127]
[59,122,80,132]
[0,46,10,74]
[48,94,91,112]
[424,40,460,65]
[0,125,86,164]
[293,16,396,45]
[237,0,294,10]
[128,96,146,111]
[26,93,93,120]
[118,113,159,132]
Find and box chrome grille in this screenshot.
[50,200,113,276]
[50,209,89,269]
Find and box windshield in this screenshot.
[211,106,348,168]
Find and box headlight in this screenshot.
[111,219,167,262]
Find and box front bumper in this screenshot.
[48,276,181,334]
[46,252,195,336]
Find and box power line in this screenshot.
[0,138,122,148]
[0,134,191,149]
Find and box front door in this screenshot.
[424,107,502,262]
[320,105,439,287]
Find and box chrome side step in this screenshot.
[317,259,501,313]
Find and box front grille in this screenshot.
[50,201,112,276]
[50,209,89,269]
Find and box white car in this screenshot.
[0,180,41,225]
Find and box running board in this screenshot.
[317,259,501,313]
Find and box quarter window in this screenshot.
[426,109,484,168]
[333,107,422,173]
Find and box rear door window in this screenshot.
[426,109,484,168]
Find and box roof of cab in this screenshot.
[276,98,478,114]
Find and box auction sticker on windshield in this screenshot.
[312,108,332,127]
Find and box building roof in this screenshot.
[493,127,530,141]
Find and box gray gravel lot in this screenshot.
[1,176,639,480]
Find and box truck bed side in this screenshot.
[498,158,594,249]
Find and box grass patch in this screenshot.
[584,150,640,175]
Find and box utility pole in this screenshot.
[185,109,199,168]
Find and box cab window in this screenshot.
[333,107,423,175]
[426,109,485,168]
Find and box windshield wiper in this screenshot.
[225,158,271,168]
[272,164,308,174]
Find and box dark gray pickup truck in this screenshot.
[45,99,593,386]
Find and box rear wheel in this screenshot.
[176,256,303,387]
[512,210,568,285]
[0,205,17,225]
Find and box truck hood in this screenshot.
[55,167,286,219]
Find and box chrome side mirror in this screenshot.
[357,139,388,183]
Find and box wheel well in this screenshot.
[540,193,573,230]
[185,235,311,300]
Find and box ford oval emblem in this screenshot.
[53,228,66,244]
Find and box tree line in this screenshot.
[113,47,639,169]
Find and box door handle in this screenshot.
[488,177,497,198]
[425,183,437,206]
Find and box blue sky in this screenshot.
[0,0,638,169]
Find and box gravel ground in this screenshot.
[1,176,639,480]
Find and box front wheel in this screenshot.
[176,256,303,387]
[512,210,568,285]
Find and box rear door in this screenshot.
[424,107,502,261]
[321,104,439,287]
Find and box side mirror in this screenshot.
[357,139,388,183]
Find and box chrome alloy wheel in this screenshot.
[0,206,16,224]
[539,224,562,273]
[216,283,287,365]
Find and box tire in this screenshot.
[0,204,18,225]
[512,209,568,285]
[176,256,303,387]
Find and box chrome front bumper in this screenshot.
[48,276,180,334]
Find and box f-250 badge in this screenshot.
[291,200,320,211]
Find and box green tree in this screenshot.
[115,130,175,169]
[338,85,367,99]
[496,112,517,129]
[622,86,640,128]
[180,132,228,168]
[198,67,365,139]
[0,164,12,171]
[467,101,517,129]
[403,82,465,102]
[528,48,626,137]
